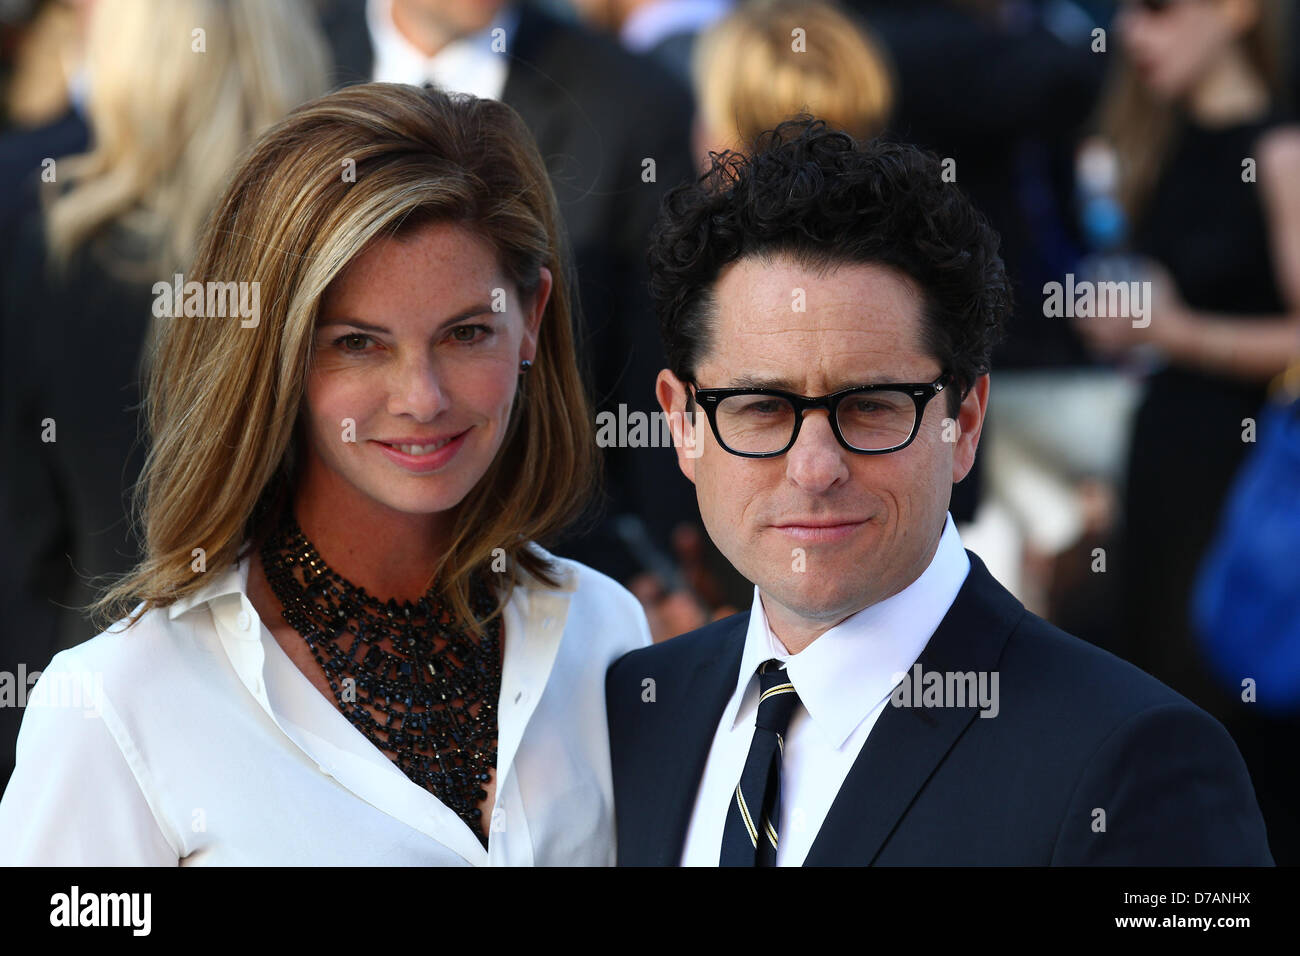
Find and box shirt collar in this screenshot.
[164,539,573,621]
[728,513,971,748]
[367,0,519,97]
[166,552,247,620]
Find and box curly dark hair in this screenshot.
[648,116,1011,417]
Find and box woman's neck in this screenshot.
[1185,45,1270,128]
[290,462,452,603]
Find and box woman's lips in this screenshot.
[370,430,469,473]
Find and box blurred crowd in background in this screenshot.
[1,0,1297,862]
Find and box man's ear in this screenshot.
[656,368,699,484]
[952,374,990,485]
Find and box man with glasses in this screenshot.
[605,118,1273,865]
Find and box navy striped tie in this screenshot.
[720,659,800,866]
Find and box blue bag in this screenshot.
[1193,374,1300,715]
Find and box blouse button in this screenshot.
[542,617,555,630]
[237,609,253,632]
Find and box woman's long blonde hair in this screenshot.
[91,83,598,635]
[44,0,330,278]
[1097,0,1290,223]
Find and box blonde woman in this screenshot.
[1,0,330,663]
[690,0,893,170]
[46,0,330,279]
[0,83,652,865]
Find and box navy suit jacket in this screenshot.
[605,552,1273,865]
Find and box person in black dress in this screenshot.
[1079,0,1300,864]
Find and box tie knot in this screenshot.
[755,659,799,734]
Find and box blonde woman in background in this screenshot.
[690,0,893,170]
[0,0,329,796]
[42,0,329,280]
[0,82,652,864]
[0,0,329,659]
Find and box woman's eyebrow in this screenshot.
[317,319,390,333]
[317,304,496,335]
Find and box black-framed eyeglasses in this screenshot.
[688,374,952,457]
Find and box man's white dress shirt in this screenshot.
[0,543,650,865]
[367,0,519,98]
[680,513,971,866]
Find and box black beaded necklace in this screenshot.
[260,513,501,847]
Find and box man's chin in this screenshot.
[759,576,876,628]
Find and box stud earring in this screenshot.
[519,359,533,373]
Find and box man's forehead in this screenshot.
[716,250,917,291]
[713,255,920,324]
[699,254,931,380]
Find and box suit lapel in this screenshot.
[637,615,748,866]
[803,553,1023,865]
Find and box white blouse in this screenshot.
[0,543,651,865]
